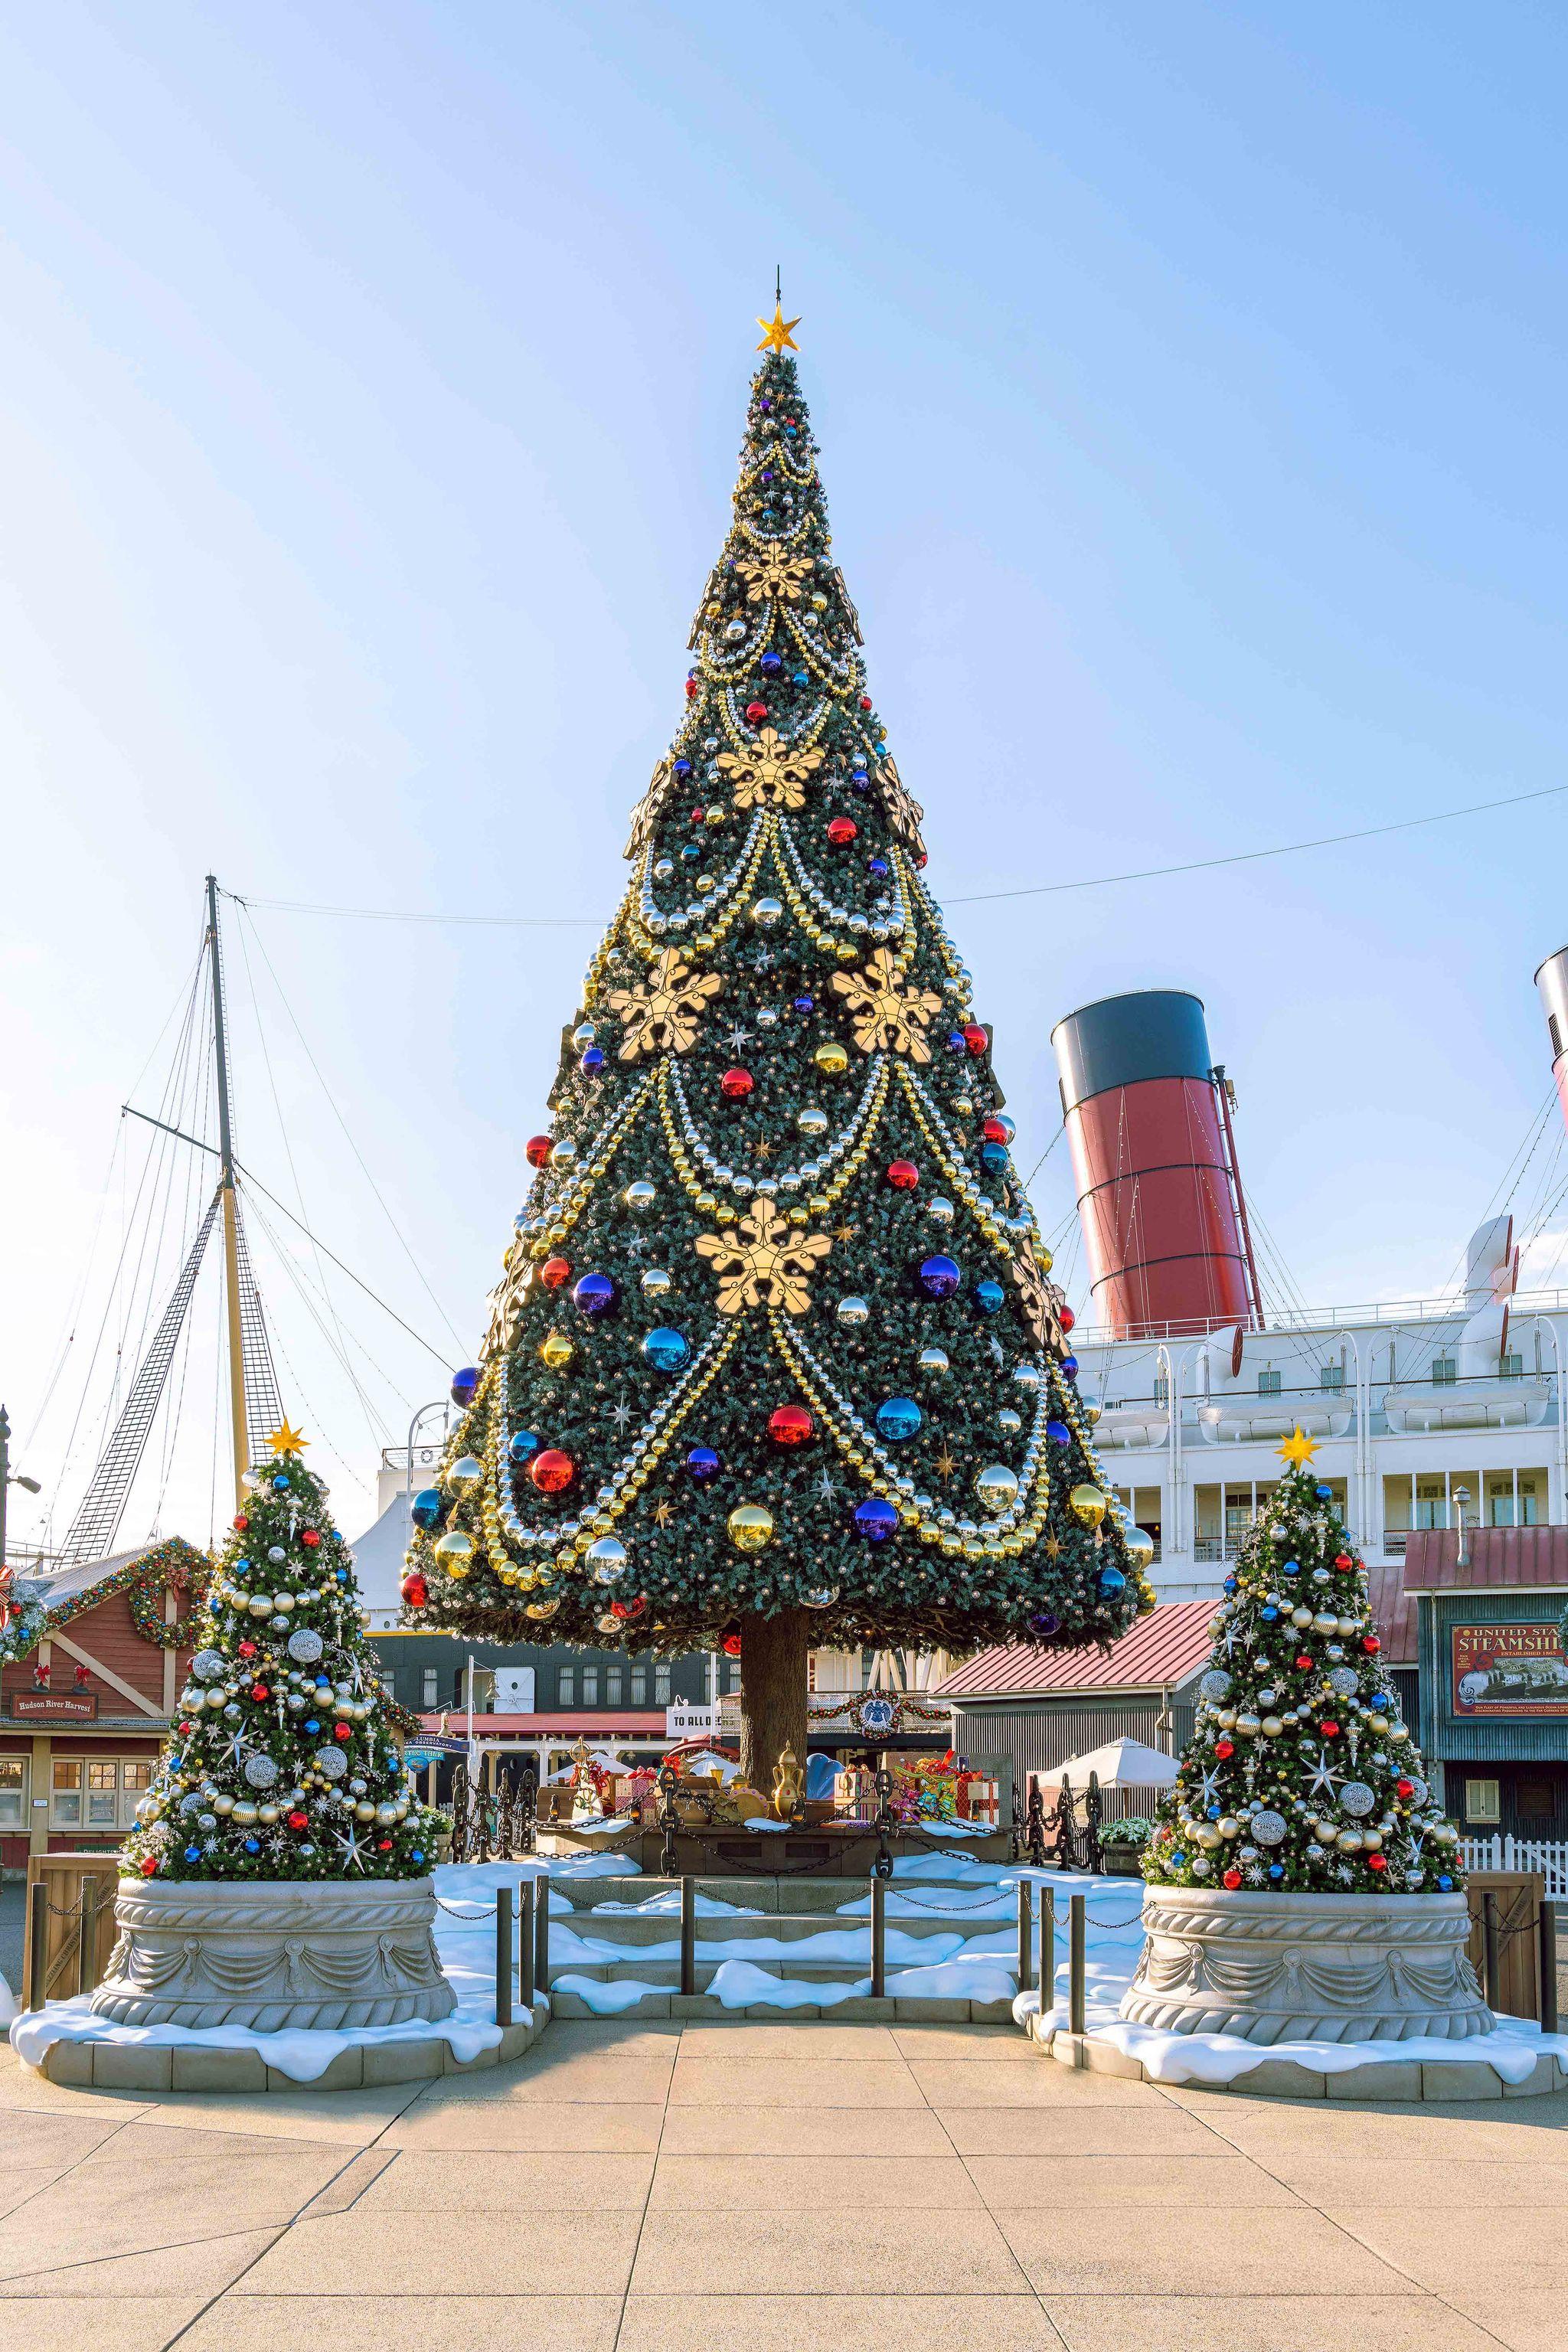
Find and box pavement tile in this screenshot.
[1167,2096,1568,2161]
[937,2106,1224,2157]
[0,2167,62,2220]
[649,2151,978,2208]
[381,2098,665,2152]
[0,2135,338,2278]
[296,2151,399,2218]
[0,2073,153,2119]
[1330,2205,1568,2295]
[911,2061,1162,2108]
[673,2024,903,2059]
[655,2104,956,2156]
[422,2053,675,2105]
[1271,2154,1568,2206]
[629,2207,1028,2296]
[0,2297,207,2352]
[0,2227,281,2300]
[618,2295,1063,2349]
[358,2148,655,2210]
[537,2021,682,2058]
[118,2087,423,2147]
[998,2206,1409,2296]
[1040,2294,1499,2351]
[176,2294,624,2350]
[667,2058,923,2109]
[235,2208,642,2295]
[890,2025,1037,2063]
[0,2112,129,2168]
[1445,2290,1568,2351]
[966,2152,1305,2207]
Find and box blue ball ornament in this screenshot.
[1046,1419,1071,1446]
[1062,1354,1079,1378]
[580,1047,606,1075]
[672,757,691,778]
[184,1844,201,1861]
[573,1272,616,1316]
[854,1495,898,1543]
[792,670,808,686]
[508,1430,541,1467]
[243,1837,260,1854]
[643,1326,691,1372]
[450,1365,480,1408]
[980,1142,1009,1171]
[867,857,890,879]
[875,1396,923,1442]
[1223,1576,1239,1596]
[1171,1851,1187,1866]
[410,1489,443,1532]
[1099,1566,1127,1595]
[760,651,782,674]
[1281,1558,1300,1576]
[918,1253,961,1299]
[411,1849,424,1865]
[1269,1864,1285,1880]
[305,1719,320,1734]
[1028,1610,1060,1637]
[792,995,814,1014]
[973,1279,1004,1315]
[273,1473,291,1492]
[335,1566,349,1583]
[686,1446,720,1481]
[1262,1605,1279,1622]
[945,1031,968,1054]
[1438,1874,1453,1891]
[681,841,701,861]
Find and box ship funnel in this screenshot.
[1536,946,1568,1140]
[1050,990,1263,1342]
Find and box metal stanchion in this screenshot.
[1069,1893,1086,2036]
[871,1873,887,2000]
[26,1880,50,2011]
[658,1764,680,1879]
[1017,1875,1034,1994]
[518,1877,536,2013]
[534,1869,550,2000]
[77,1877,100,1998]
[1540,1898,1559,2034]
[1482,1889,1501,2010]
[495,1882,514,2028]
[1037,1886,1054,2017]
[680,1874,696,1998]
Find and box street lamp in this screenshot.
[0,1405,43,1574]
[1453,1483,1472,1572]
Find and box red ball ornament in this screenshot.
[610,1596,648,1620]
[301,1529,320,1549]
[1367,1852,1388,1872]
[962,1024,988,1057]
[400,1573,428,1611]
[1363,1635,1381,1654]
[768,1403,814,1446]
[887,1159,920,1191]
[1214,1738,1235,1759]
[141,1854,159,1877]
[827,816,858,845]
[335,1723,351,1743]
[720,1067,755,1101]
[378,1838,393,1851]
[1058,1305,1076,1333]
[1295,1654,1313,1671]
[1321,1720,1341,1738]
[858,694,873,711]
[178,1720,192,1736]
[238,1640,257,1659]
[525,1135,553,1168]
[1334,1552,1352,1569]
[744,699,767,724]
[541,1256,571,1291]
[1396,1778,1415,1800]
[250,1682,270,1702]
[982,1116,1009,1145]
[530,1448,575,1494]
[288,1810,309,1831]
[233,1515,250,1532]
[1222,1868,1243,1890]
[684,678,699,701]
[722,1633,743,1658]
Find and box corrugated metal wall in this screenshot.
[949,1697,1195,1804]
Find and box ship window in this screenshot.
[1552,1014,1563,1056]
[1432,1359,1457,1387]
[1319,1364,1344,1391]
[1257,1369,1282,1396]
[1464,1778,1501,1826]
[1500,1353,1523,1380]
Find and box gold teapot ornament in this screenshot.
[771,1742,805,1822]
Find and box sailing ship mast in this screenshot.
[207,871,250,1511]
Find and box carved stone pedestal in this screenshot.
[89,1876,457,2031]
[1121,1887,1494,2044]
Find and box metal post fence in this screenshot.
[871,1873,887,1999]
[534,1871,550,1999]
[680,1876,696,1998]
[495,1882,514,2029]
[77,1877,100,1999]
[1037,1886,1054,2016]
[1481,1889,1501,2010]
[1540,1899,1560,2035]
[518,1878,536,2013]
[1069,1893,1086,2035]
[1017,1876,1034,1994]
[26,1881,49,2011]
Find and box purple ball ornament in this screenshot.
[685,1446,720,1481]
[572,1273,616,1317]
[854,1496,899,1544]
[1028,1611,1061,1638]
[449,1365,480,1408]
[918,1254,961,1299]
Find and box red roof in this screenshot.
[1371,1527,1568,1668]
[936,1602,1217,1701]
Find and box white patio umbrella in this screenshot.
[1045,1736,1179,1789]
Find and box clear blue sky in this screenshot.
[5,2,1566,1550]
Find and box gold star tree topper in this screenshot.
[1279,1426,1318,1469]
[266,1417,310,1457]
[756,302,800,354]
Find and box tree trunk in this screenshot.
[737,1609,810,1795]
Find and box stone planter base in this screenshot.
[27,2003,547,2093]
[1120,1886,1494,2044]
[1025,2013,1563,2101]
[89,1876,458,2031]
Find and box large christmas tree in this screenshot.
[403,309,1154,1776]
[122,1424,442,1882]
[1142,1430,1465,1894]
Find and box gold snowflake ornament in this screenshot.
[716,726,825,811]
[623,756,673,863]
[694,1198,831,1317]
[483,1248,534,1357]
[1012,1244,1069,1357]
[733,547,814,605]
[606,949,722,1060]
[876,754,926,857]
[830,946,944,1061]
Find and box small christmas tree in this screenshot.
[121,1423,443,1883]
[1142,1429,1465,1895]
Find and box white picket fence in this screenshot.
[1460,1834,1568,1896]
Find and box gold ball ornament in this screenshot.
[524,1597,560,1621]
[444,1453,482,1491]
[433,1529,475,1576]
[539,1330,574,1370]
[1069,1482,1107,1530]
[1122,1524,1156,1572]
[727,1503,775,1554]
[814,1041,849,1076]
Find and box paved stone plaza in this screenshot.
[0,2020,1563,2350]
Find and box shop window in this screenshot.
[557,1666,576,1706]
[580,1667,599,1706]
[1517,1779,1556,1820]
[605,1666,624,1707]
[421,1668,439,1708]
[1465,1778,1501,1826]
[120,1761,152,1827]
[0,1759,23,1827]
[51,1761,82,1826]
[631,1665,648,1704]
[1257,1369,1282,1396]
[656,1663,672,1704]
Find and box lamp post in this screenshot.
[1453,1483,1472,1572]
[0,1406,43,1575]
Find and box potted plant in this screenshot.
[1099,1818,1153,1875]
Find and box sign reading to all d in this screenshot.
[665,1702,718,1740]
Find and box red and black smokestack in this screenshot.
[1050,989,1263,1341]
